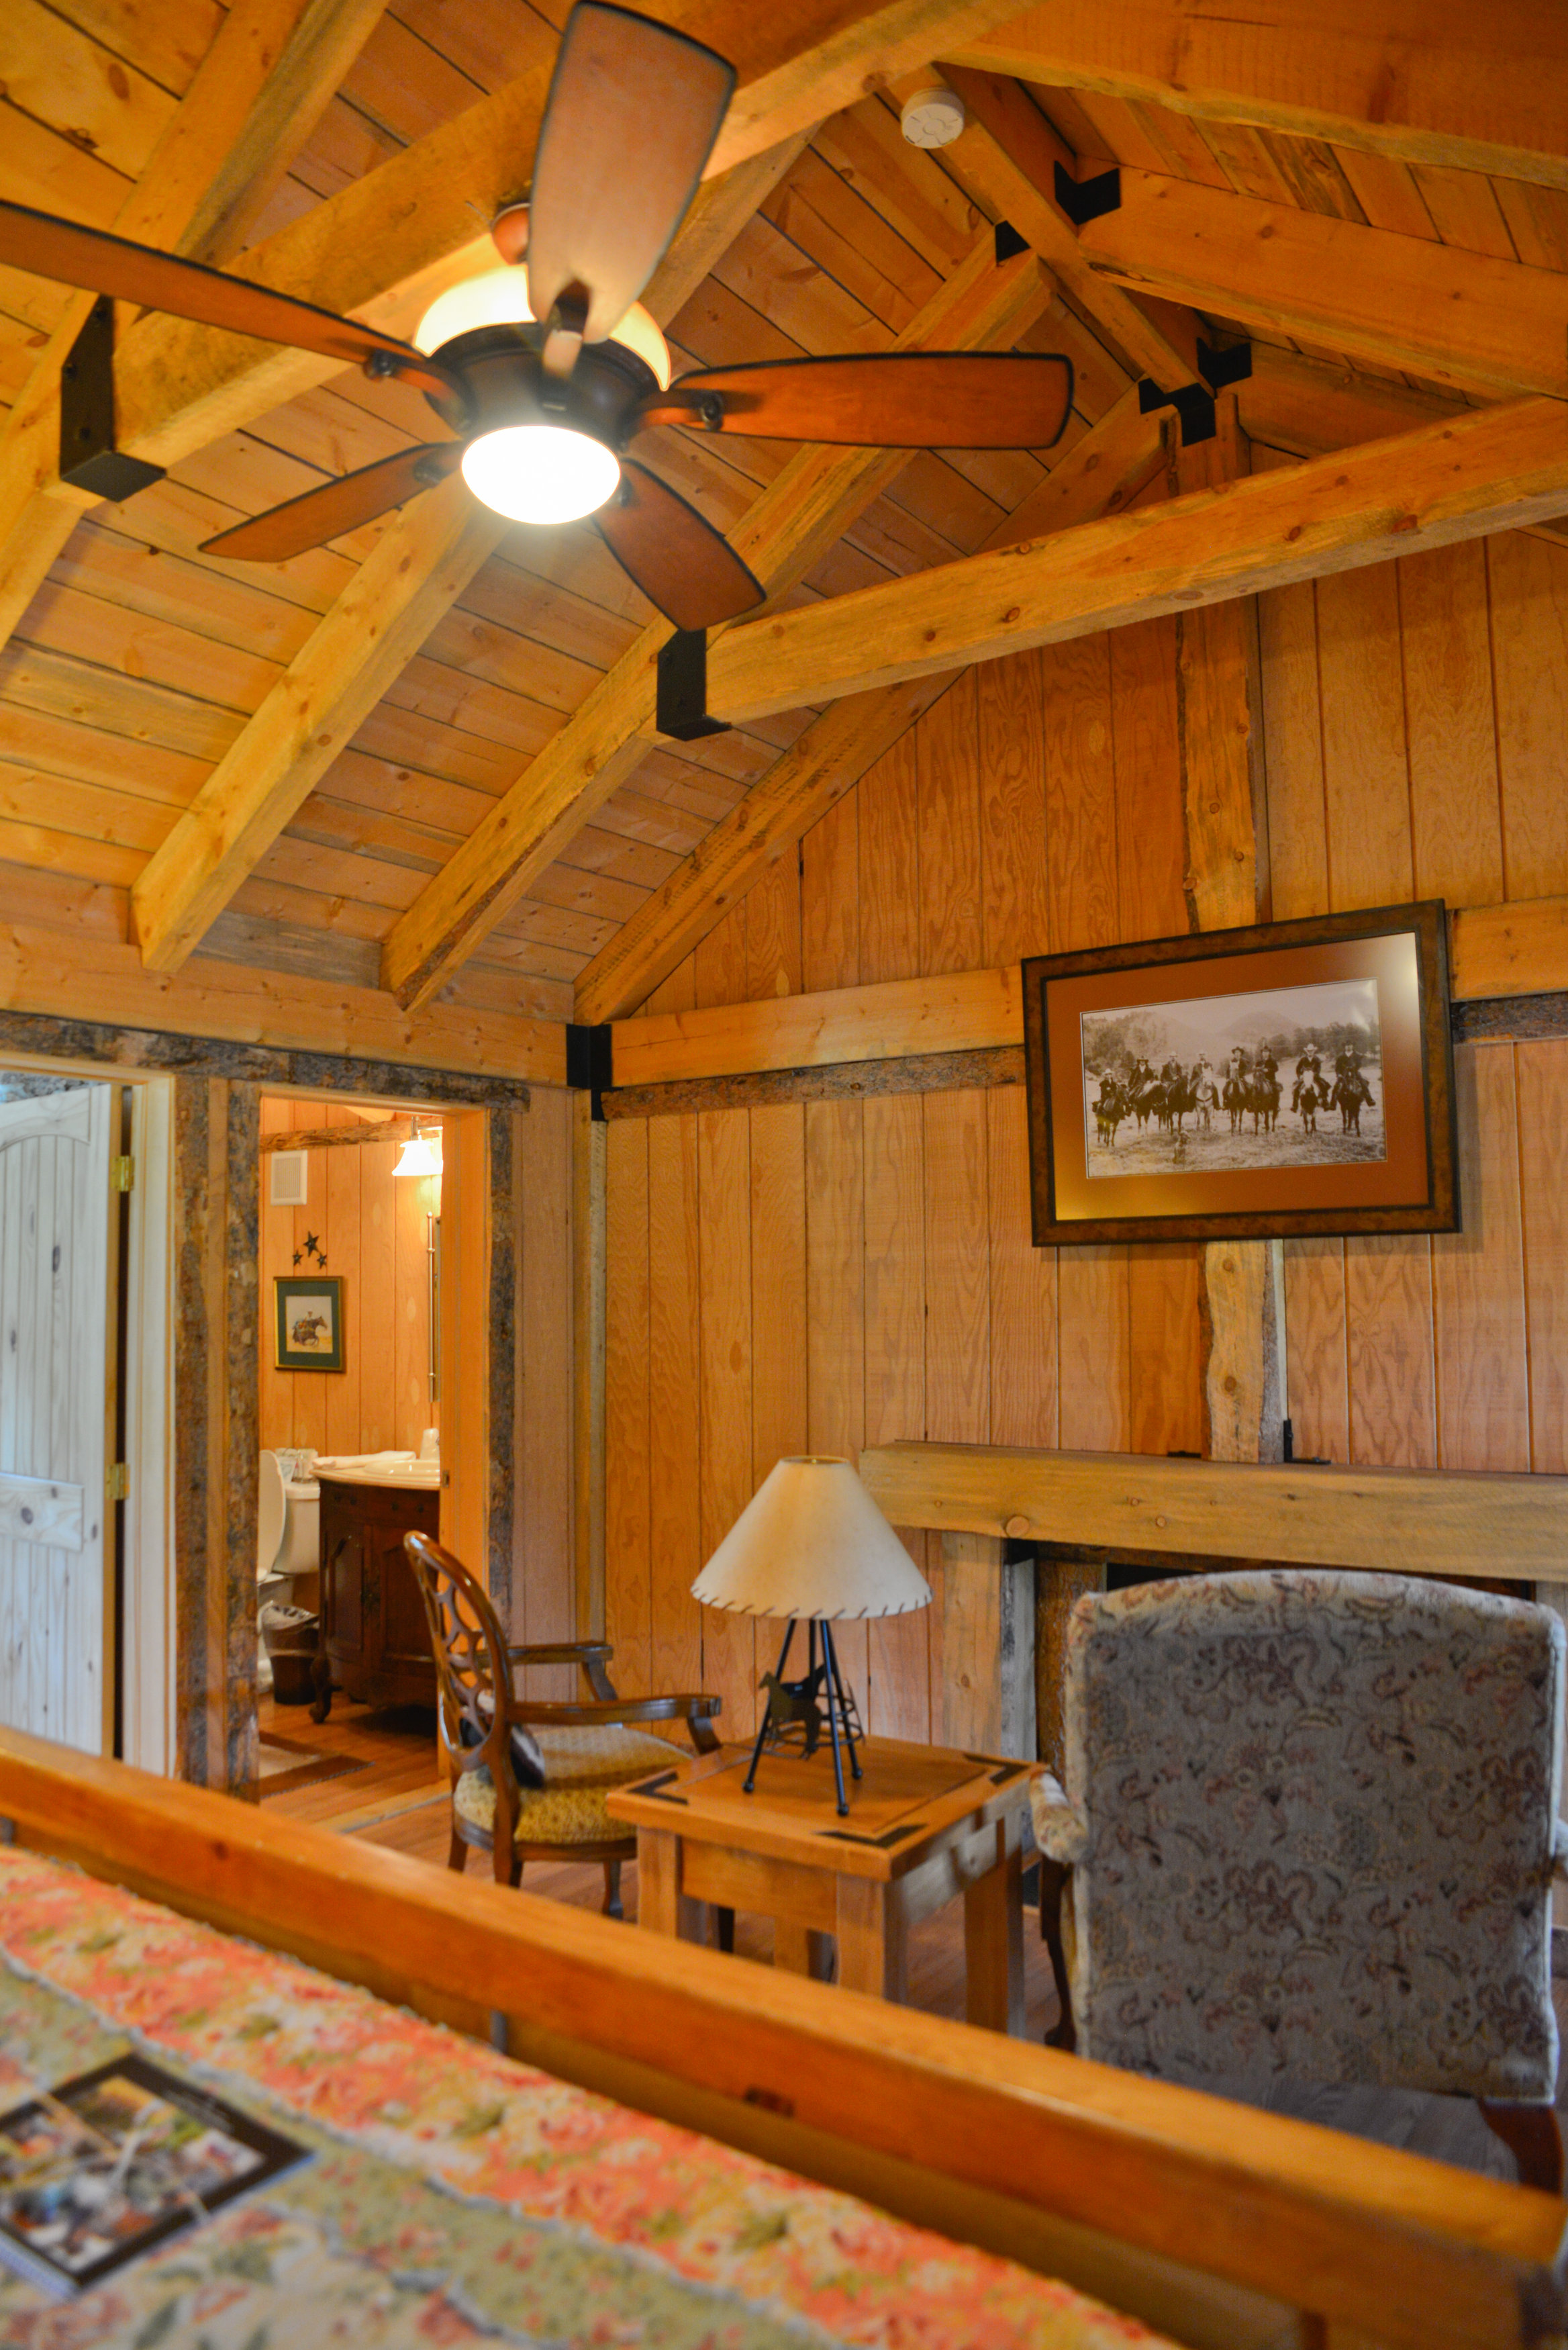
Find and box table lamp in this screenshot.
[691,1455,931,1814]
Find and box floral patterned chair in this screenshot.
[405,1533,724,1921]
[1033,1568,1568,2188]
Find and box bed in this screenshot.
[1,1728,1563,2350]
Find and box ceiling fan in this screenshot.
[0,3,1074,633]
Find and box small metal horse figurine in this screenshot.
[757,1663,827,1757]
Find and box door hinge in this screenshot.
[106,1462,128,1502]
[111,1156,134,1192]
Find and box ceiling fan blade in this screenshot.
[200,443,466,561]
[526,3,734,346]
[641,352,1076,449]
[0,199,453,397]
[596,458,763,632]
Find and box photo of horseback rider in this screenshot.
[1079,975,1385,1178]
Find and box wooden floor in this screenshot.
[256,1692,1062,2036]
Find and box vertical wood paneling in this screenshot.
[1431,1043,1528,1470]
[1317,563,1414,911]
[859,729,920,984]
[258,1098,294,1450]
[1111,616,1184,942]
[603,1117,650,1695]
[1282,1239,1350,1462]
[863,1092,928,1740]
[978,650,1048,968]
[289,1167,328,1459]
[986,1085,1056,1450]
[694,901,747,1010]
[744,855,802,1003]
[1042,633,1119,952]
[750,1101,807,1486]
[1518,1041,1568,1474]
[646,1114,703,1698]
[801,794,859,990]
[1257,581,1327,922]
[358,1137,397,1454]
[697,1107,755,1736]
[1489,534,1568,900]
[804,1096,867,1703]
[517,1088,573,1654]
[916,669,982,976]
[1345,1237,1436,1468]
[393,1152,431,1451]
[922,1089,989,1719]
[1400,542,1503,907]
[324,1137,360,1457]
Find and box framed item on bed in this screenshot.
[1021,900,1459,1245]
[273,1274,345,1371]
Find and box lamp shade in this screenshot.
[692,1456,931,1620]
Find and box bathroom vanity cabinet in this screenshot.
[311,1473,441,1720]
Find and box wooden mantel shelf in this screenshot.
[859,1442,1568,1584]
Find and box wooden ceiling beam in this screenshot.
[942,1,1568,195]
[694,396,1568,722]
[0,0,389,659]
[573,387,1169,1021]
[93,1,1034,477]
[1077,171,1568,404]
[125,140,805,976]
[381,236,1056,1012]
[934,65,1204,391]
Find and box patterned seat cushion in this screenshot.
[1052,1569,1564,2102]
[454,1724,677,1848]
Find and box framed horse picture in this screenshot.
[273,1275,346,1371]
[1021,902,1458,1244]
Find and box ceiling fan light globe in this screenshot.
[413,266,671,386]
[461,425,620,524]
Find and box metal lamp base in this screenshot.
[742,1617,864,1815]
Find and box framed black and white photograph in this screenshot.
[273,1275,345,1372]
[1022,902,1458,1244]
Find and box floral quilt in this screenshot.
[0,1848,1169,2349]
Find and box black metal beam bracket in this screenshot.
[1138,377,1217,446]
[656,628,730,742]
[994,220,1030,264]
[565,1022,614,1119]
[1052,162,1122,226]
[1197,338,1253,394]
[58,299,166,502]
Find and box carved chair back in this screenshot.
[405,1531,529,1850]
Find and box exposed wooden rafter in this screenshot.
[691,397,1568,723]
[381,236,1057,1011]
[1076,170,1568,402]
[941,0,1568,193]
[125,138,809,974]
[0,0,391,657]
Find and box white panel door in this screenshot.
[0,1084,113,1752]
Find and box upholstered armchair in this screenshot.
[1034,1569,1568,2188]
[406,1533,722,1918]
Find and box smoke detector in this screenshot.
[900,86,967,149]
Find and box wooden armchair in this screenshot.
[405,1533,721,1918]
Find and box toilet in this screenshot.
[257,1450,320,1585]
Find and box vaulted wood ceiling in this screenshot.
[0,0,1565,1042]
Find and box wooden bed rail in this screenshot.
[1,1733,1565,2350]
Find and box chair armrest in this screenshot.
[505,1642,611,1666]
[510,1694,720,1729]
[1031,1769,1088,1865]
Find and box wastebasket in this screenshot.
[261,1601,319,1707]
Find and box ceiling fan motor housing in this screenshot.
[420,322,656,455]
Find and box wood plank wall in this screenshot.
[1264,534,1568,1476]
[605,626,1206,1740]
[604,530,1568,1742]
[257,1098,439,1458]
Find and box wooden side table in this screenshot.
[605,1736,1033,2032]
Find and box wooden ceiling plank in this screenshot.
[1076,169,1568,401]
[573,386,1169,1021]
[1,0,179,177]
[120,122,802,973]
[129,477,505,970]
[0,0,391,667]
[697,397,1568,724]
[379,236,1056,1010]
[935,66,1203,388]
[943,1,1568,193]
